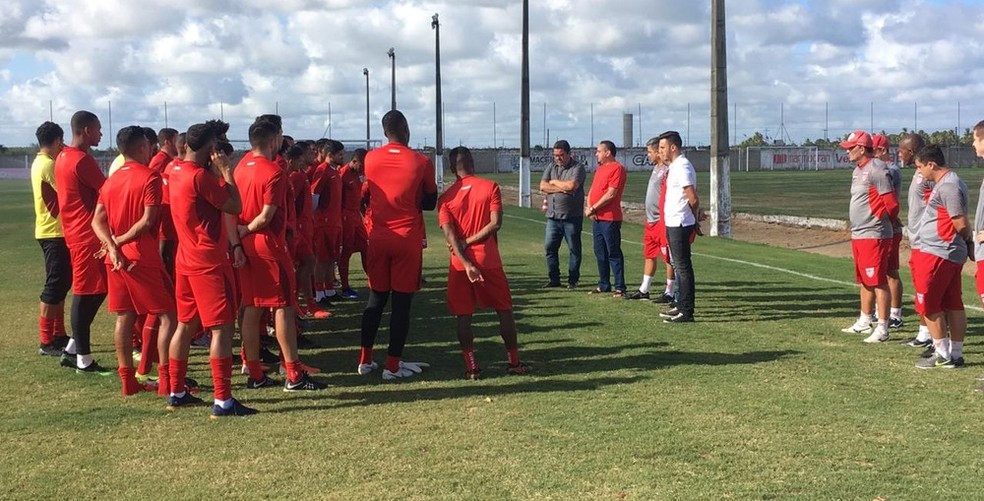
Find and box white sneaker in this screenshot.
[841,319,873,334]
[862,325,890,343]
[357,362,378,375]
[382,367,418,380]
[399,360,430,373]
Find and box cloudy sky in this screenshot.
[0,0,982,149]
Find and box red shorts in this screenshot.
[292,233,314,261]
[69,240,108,295]
[447,266,513,315]
[643,222,670,264]
[975,261,984,307]
[912,251,964,316]
[365,237,422,293]
[315,225,342,262]
[908,248,922,292]
[851,238,891,287]
[889,232,902,271]
[239,254,296,308]
[106,262,175,314]
[175,266,237,328]
[342,213,368,254]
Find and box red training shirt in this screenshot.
[289,169,314,238]
[339,164,363,215]
[363,142,437,241]
[148,150,172,174]
[438,174,503,271]
[98,160,163,265]
[168,159,232,275]
[55,145,106,246]
[234,152,288,260]
[588,160,627,221]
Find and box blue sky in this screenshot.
[1,0,983,148]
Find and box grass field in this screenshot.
[3,177,984,499]
[487,167,984,220]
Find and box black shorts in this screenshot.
[38,238,72,304]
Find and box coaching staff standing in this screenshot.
[657,131,698,323]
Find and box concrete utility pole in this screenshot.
[388,48,396,110]
[432,14,444,191]
[710,0,732,237]
[519,0,531,207]
[363,68,370,149]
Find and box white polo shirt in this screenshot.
[663,154,697,227]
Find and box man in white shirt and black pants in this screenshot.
[657,131,698,323]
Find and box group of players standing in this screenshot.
[842,123,984,382]
[30,108,529,418]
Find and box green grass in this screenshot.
[489,168,984,220]
[3,178,984,499]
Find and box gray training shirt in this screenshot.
[645,164,669,224]
[849,158,895,239]
[918,170,969,263]
[907,170,934,250]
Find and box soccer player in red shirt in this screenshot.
[439,147,530,379]
[54,110,112,375]
[358,110,437,380]
[339,148,368,299]
[166,122,256,417]
[311,140,345,303]
[234,118,326,392]
[285,144,328,319]
[91,126,175,395]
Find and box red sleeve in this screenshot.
[490,183,502,213]
[78,156,106,192]
[868,186,899,220]
[145,173,163,207]
[265,169,285,207]
[195,170,231,210]
[438,193,451,227]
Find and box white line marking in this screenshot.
[504,213,984,313]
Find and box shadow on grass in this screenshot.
[246,347,800,413]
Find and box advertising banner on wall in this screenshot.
[495,148,657,173]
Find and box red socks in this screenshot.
[52,315,66,338]
[245,359,265,381]
[210,357,233,402]
[157,363,171,397]
[285,360,303,382]
[118,366,145,396]
[462,349,478,372]
[137,315,159,376]
[359,347,374,365]
[38,316,55,345]
[385,355,400,373]
[169,358,188,395]
[506,347,520,366]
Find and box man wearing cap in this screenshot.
[873,134,905,329]
[840,131,900,343]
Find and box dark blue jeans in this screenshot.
[666,224,696,317]
[592,220,625,292]
[545,216,583,285]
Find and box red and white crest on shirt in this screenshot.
[916,293,925,305]
[865,267,875,278]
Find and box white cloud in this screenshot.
[1,0,984,147]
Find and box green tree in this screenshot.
[739,131,767,148]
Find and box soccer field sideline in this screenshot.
[503,212,984,314]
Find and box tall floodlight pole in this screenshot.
[519,0,531,207]
[432,14,445,191]
[710,0,731,237]
[363,68,370,149]
[388,47,396,110]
